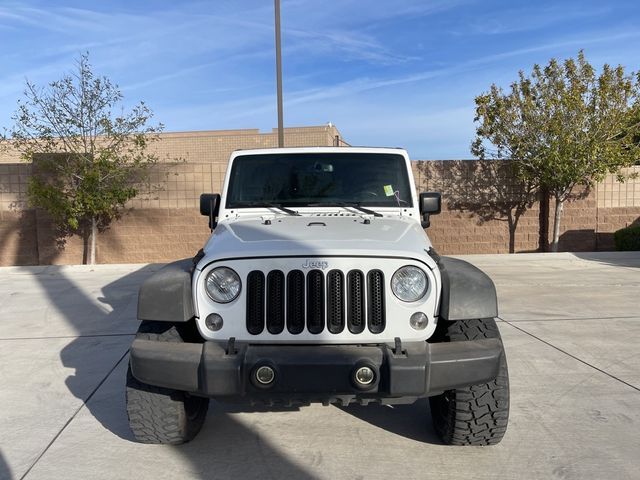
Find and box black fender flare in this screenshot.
[437,256,498,321]
[137,259,195,322]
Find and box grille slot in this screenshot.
[245,266,387,336]
[266,270,285,334]
[306,269,325,334]
[326,270,345,334]
[286,270,305,334]
[347,270,365,333]
[246,271,265,335]
[367,270,385,334]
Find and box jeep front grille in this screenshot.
[245,268,385,335]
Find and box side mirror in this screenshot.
[419,192,441,228]
[200,193,221,231]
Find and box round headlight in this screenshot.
[205,267,241,303]
[391,266,428,302]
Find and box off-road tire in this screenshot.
[126,321,209,445]
[429,318,509,446]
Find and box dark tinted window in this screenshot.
[226,153,412,208]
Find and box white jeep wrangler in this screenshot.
[126,147,509,445]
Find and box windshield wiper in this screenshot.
[241,202,300,216]
[307,202,383,217]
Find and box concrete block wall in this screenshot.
[413,160,541,253]
[1,126,639,264]
[0,126,344,265]
[0,210,38,265]
[33,209,211,265]
[593,169,640,249]
[414,161,640,254]
[0,163,38,265]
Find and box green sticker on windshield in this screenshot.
[384,185,394,196]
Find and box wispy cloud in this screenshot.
[221,26,640,119]
[0,5,121,33]
[285,28,419,65]
[466,29,640,66]
[461,3,612,36]
[282,0,472,28]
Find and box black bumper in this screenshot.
[130,338,503,402]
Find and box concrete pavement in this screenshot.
[0,253,638,480]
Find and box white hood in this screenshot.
[199,214,436,270]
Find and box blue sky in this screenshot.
[1,0,639,159]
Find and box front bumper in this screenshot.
[129,338,502,403]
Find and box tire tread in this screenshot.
[429,318,509,446]
[126,321,208,445]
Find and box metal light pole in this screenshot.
[274,0,284,147]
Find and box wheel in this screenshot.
[429,318,509,445]
[125,321,209,445]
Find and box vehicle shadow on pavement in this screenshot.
[338,399,442,444]
[30,266,318,480]
[0,449,12,480]
[570,251,640,269]
[92,369,318,479]
[177,408,318,479]
[219,401,303,413]
[27,265,156,441]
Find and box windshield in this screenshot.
[225,153,412,208]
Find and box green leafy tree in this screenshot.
[472,51,640,252]
[8,53,163,264]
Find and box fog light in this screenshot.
[205,313,223,331]
[354,366,375,386]
[410,312,429,330]
[255,366,275,385]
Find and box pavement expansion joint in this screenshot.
[504,315,639,323]
[17,349,131,480]
[0,333,135,341]
[498,317,640,393]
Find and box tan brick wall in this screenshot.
[130,163,220,210]
[0,163,38,265]
[1,131,639,264]
[596,167,640,208]
[414,160,540,254]
[142,125,341,168]
[0,163,31,212]
[0,144,22,164]
[414,161,640,255]
[0,125,343,165]
[594,207,640,250]
[0,210,38,265]
[33,209,210,265]
[0,125,343,265]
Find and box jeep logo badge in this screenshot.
[302,259,328,270]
